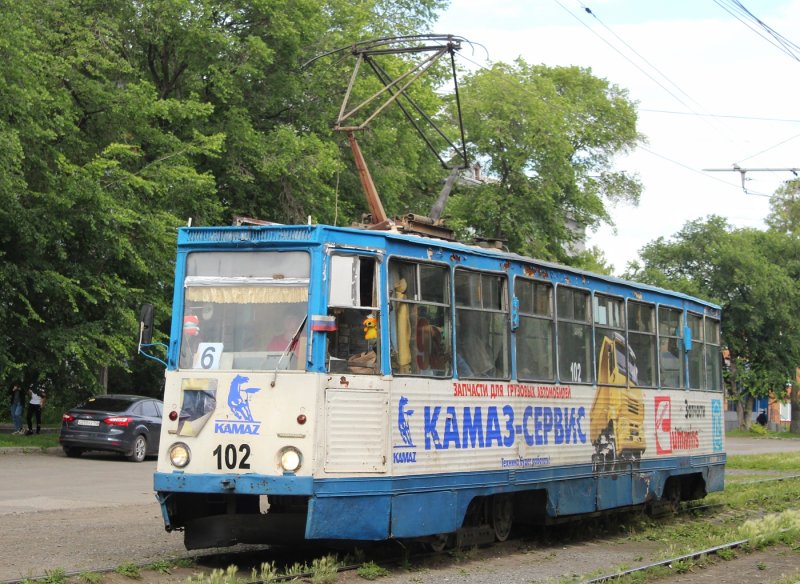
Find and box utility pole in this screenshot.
[703,164,800,195]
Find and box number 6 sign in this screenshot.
[194,343,223,370]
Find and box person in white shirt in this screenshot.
[25,385,46,435]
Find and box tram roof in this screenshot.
[177,223,721,311]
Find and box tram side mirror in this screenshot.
[139,303,154,345]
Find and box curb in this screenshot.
[0,446,62,456]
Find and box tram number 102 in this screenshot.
[213,444,251,470]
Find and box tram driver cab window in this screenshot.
[326,254,380,374]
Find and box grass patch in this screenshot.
[727,429,800,440]
[114,562,141,579]
[727,452,800,472]
[78,573,103,584]
[357,561,390,580]
[0,431,60,448]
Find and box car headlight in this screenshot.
[169,442,191,468]
[279,447,302,473]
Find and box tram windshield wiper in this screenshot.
[270,314,308,387]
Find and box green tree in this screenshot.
[0,0,448,407]
[765,177,800,432]
[766,178,800,236]
[626,216,800,429]
[0,0,223,405]
[449,60,642,264]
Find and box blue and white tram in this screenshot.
[153,223,725,549]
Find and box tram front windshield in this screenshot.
[178,251,310,371]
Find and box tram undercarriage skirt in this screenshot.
[183,513,307,550]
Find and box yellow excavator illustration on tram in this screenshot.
[590,333,646,472]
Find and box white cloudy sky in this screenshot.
[435,0,800,273]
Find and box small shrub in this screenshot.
[311,555,340,584]
[115,562,141,579]
[194,565,240,584]
[716,547,737,560]
[671,559,691,574]
[43,568,67,584]
[147,560,172,574]
[251,561,278,583]
[284,562,310,576]
[79,572,103,584]
[357,561,390,580]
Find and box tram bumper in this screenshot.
[154,471,314,549]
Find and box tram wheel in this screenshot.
[664,482,681,514]
[490,494,514,542]
[427,533,452,552]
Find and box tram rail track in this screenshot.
[4,474,797,584]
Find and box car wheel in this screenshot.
[128,434,147,462]
[63,447,83,458]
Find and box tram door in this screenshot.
[323,252,389,474]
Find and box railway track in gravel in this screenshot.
[3,474,797,584]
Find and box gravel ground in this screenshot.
[1,437,799,583]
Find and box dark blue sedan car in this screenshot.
[59,394,163,462]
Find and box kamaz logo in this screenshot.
[214,421,261,435]
[393,451,417,463]
[215,374,262,436]
[393,396,418,464]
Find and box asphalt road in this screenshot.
[725,435,800,455]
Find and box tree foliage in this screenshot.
[0,1,645,409]
[0,0,444,406]
[626,216,800,428]
[448,60,642,263]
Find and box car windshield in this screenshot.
[76,397,137,412]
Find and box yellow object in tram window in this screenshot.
[394,278,411,372]
[363,315,378,340]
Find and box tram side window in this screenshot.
[327,254,380,374]
[594,294,627,386]
[658,306,684,388]
[515,278,554,381]
[627,301,657,387]
[705,318,722,391]
[455,270,509,379]
[388,260,451,377]
[557,287,593,384]
[687,313,704,389]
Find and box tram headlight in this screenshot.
[169,442,191,468]
[279,447,302,473]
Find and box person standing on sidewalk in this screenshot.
[25,384,46,435]
[9,383,24,434]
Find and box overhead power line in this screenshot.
[640,109,800,123]
[713,0,800,62]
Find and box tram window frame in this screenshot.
[556,286,594,384]
[388,259,452,377]
[515,277,555,382]
[704,317,722,392]
[627,301,657,388]
[687,312,704,390]
[658,306,684,389]
[454,269,510,379]
[326,253,381,375]
[593,294,627,387]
